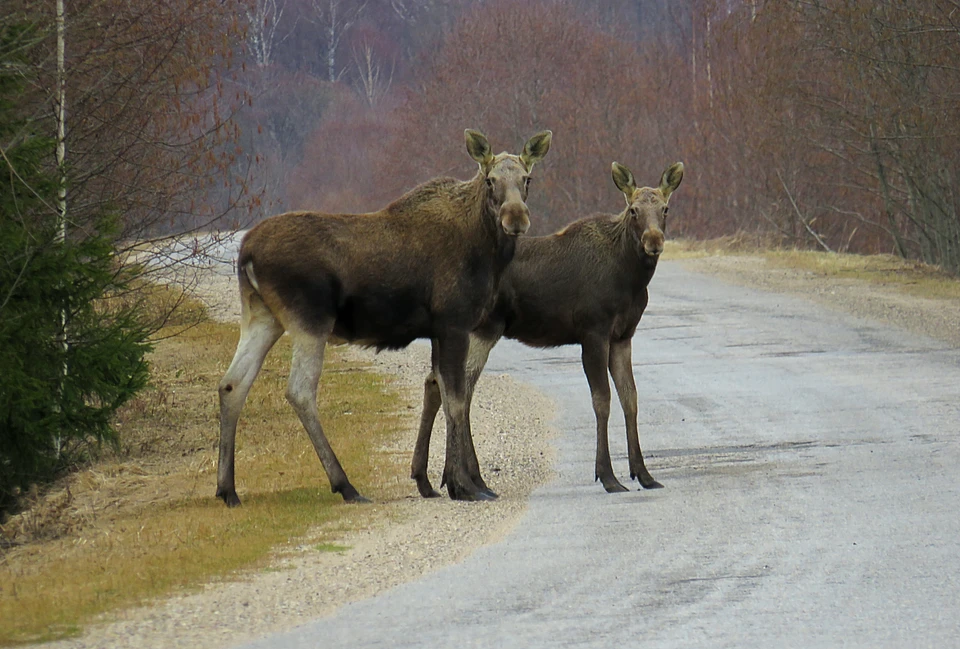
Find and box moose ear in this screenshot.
[611,162,636,204]
[659,162,684,201]
[520,130,552,170]
[465,129,494,170]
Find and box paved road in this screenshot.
[242,261,960,649]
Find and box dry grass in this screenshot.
[664,233,786,259]
[762,250,960,300]
[667,237,960,300]
[0,322,411,645]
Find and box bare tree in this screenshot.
[247,0,289,67]
[694,0,960,270]
[352,41,393,106]
[309,0,367,82]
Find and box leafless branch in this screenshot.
[776,169,834,253]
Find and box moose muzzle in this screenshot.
[499,201,531,236]
[641,228,665,257]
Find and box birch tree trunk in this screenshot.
[54,0,67,458]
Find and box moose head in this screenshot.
[612,161,684,259]
[466,129,553,237]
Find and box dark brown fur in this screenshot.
[239,178,508,350]
[412,162,683,496]
[216,130,552,505]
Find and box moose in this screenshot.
[216,129,552,505]
[412,161,683,496]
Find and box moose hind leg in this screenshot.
[286,331,369,503]
[609,339,662,489]
[411,371,443,498]
[581,337,628,493]
[217,314,283,507]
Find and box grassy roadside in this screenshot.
[0,320,411,645]
[666,238,960,300]
[762,250,960,300]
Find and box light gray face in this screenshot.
[485,156,532,236]
[465,129,553,236]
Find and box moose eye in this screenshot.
[485,177,495,188]
[523,177,532,188]
[629,207,639,218]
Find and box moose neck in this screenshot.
[615,211,659,287]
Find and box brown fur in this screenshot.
[216,130,552,505]
[412,162,683,496]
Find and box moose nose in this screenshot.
[642,229,664,257]
[499,201,530,236]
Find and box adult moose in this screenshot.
[216,129,552,506]
[412,161,683,496]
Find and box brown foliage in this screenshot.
[285,86,396,213]
[9,0,257,242]
[374,0,692,233]
[698,0,960,270]
[263,0,960,272]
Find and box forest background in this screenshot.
[234,0,960,273]
[2,0,960,510]
[8,0,960,286]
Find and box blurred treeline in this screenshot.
[240,0,960,274]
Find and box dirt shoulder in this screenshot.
[676,254,960,347]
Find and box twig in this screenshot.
[776,169,834,253]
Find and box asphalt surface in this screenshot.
[241,261,960,649]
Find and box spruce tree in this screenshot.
[1,21,151,513]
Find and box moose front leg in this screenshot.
[412,333,497,499]
[461,334,498,498]
[435,333,493,501]
[609,338,663,489]
[581,337,628,493]
[411,371,443,498]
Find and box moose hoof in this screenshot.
[470,490,497,502]
[633,471,664,489]
[336,483,371,504]
[415,477,442,499]
[471,478,498,499]
[602,480,630,494]
[447,483,495,502]
[216,488,242,508]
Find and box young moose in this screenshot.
[216,129,552,505]
[412,161,683,496]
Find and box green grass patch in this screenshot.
[314,542,351,553]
